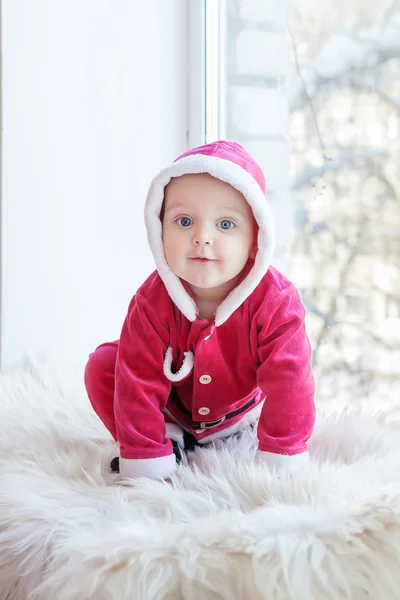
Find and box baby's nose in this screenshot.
[194,238,212,245]
[193,224,213,246]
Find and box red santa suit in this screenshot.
[85,140,316,479]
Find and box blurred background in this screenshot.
[220,0,400,404]
[288,0,400,403]
[3,0,400,406]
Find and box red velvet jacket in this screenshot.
[114,265,315,476]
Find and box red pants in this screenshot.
[84,340,181,442]
[84,341,120,441]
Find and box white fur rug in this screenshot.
[1,359,400,600]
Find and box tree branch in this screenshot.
[292,149,385,190]
[289,34,400,113]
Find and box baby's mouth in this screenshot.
[189,257,214,262]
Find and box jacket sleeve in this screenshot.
[114,293,175,479]
[255,285,315,473]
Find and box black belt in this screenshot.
[169,388,256,430]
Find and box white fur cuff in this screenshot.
[119,454,177,479]
[256,450,309,473]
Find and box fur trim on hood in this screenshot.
[144,140,275,326]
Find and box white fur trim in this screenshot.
[119,454,177,479]
[197,401,263,443]
[256,450,309,473]
[163,346,194,382]
[144,154,275,325]
[165,422,184,448]
[163,401,263,443]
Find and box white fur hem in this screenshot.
[256,450,309,473]
[119,454,177,479]
[196,401,263,442]
[163,401,264,444]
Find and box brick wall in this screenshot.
[226,0,291,274]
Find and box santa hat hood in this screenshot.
[144,140,275,326]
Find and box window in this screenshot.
[189,0,291,274]
[191,0,400,404]
[288,0,400,402]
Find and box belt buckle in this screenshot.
[200,416,226,429]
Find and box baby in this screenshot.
[85,140,315,480]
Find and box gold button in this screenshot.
[198,407,210,415]
[199,374,212,384]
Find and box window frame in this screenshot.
[187,0,228,147]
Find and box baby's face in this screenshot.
[162,173,258,294]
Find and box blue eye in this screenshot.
[177,217,193,227]
[218,220,234,230]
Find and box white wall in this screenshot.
[2,1,188,367]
